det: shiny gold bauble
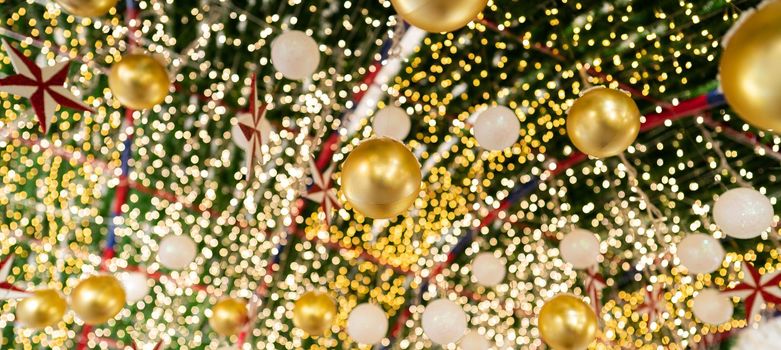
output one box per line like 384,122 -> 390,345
720,0 -> 781,131
15,289 -> 67,329
566,87 -> 641,158
292,291 -> 337,336
54,0 -> 117,17
390,0 -> 488,33
538,294 -> 598,350
208,298 -> 248,337
341,137 -> 422,219
109,54 -> 170,110
70,275 -> 126,325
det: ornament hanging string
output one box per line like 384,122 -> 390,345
577,62 -> 594,90
618,153 -> 669,250
696,122 -> 751,188
386,21 -> 407,106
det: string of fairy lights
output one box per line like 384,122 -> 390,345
1,0 -> 781,349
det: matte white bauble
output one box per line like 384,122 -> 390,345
232,112 -> 272,150
118,272 -> 149,304
560,228 -> 601,269
157,235 -> 197,270
422,299 -> 468,345
473,106 -> 520,151
471,252 -> 505,287
734,315 -> 781,350
692,288 -> 733,325
459,330 -> 491,350
372,106 -> 411,140
677,233 -> 725,274
346,303 -> 388,345
713,188 -> 774,239
271,30 -> 320,80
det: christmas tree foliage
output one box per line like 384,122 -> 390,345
0,0 -> 779,349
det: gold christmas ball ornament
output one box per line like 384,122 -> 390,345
538,294 -> 598,350
720,0 -> 781,131
54,0 -> 117,17
341,137 -> 422,219
109,53 -> 170,110
15,289 -> 67,329
390,0 -> 488,33
70,275 -> 126,325
292,291 -> 337,336
209,298 -> 248,336
566,87 -> 641,158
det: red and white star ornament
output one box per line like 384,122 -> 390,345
584,265 -> 607,316
0,39 -> 93,134
232,112 -> 271,151
238,73 -> 267,183
303,159 -> 340,226
637,285 -> 666,323
722,261 -> 781,325
0,253 -> 31,300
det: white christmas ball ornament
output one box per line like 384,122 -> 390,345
734,315 -> 781,350
271,30 -> 320,80
471,252 -> 505,287
473,106 -> 520,151
118,272 -> 150,304
713,188 -> 774,239
157,235 -> 197,270
677,233 -> 725,274
231,112 -> 272,150
422,299 -> 467,345
560,228 -> 601,269
692,288 -> 733,325
372,106 -> 411,140
459,330 -> 491,350
346,303 -> 388,344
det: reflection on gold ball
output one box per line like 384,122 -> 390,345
341,137 -> 421,219
390,0 -> 488,33
566,87 -> 640,158
54,0 -> 117,17
720,0 -> 781,131
109,54 -> 170,110
293,291 -> 337,337
538,294 -> 598,350
70,275 -> 126,325
209,298 -> 248,336
15,289 -> 67,329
